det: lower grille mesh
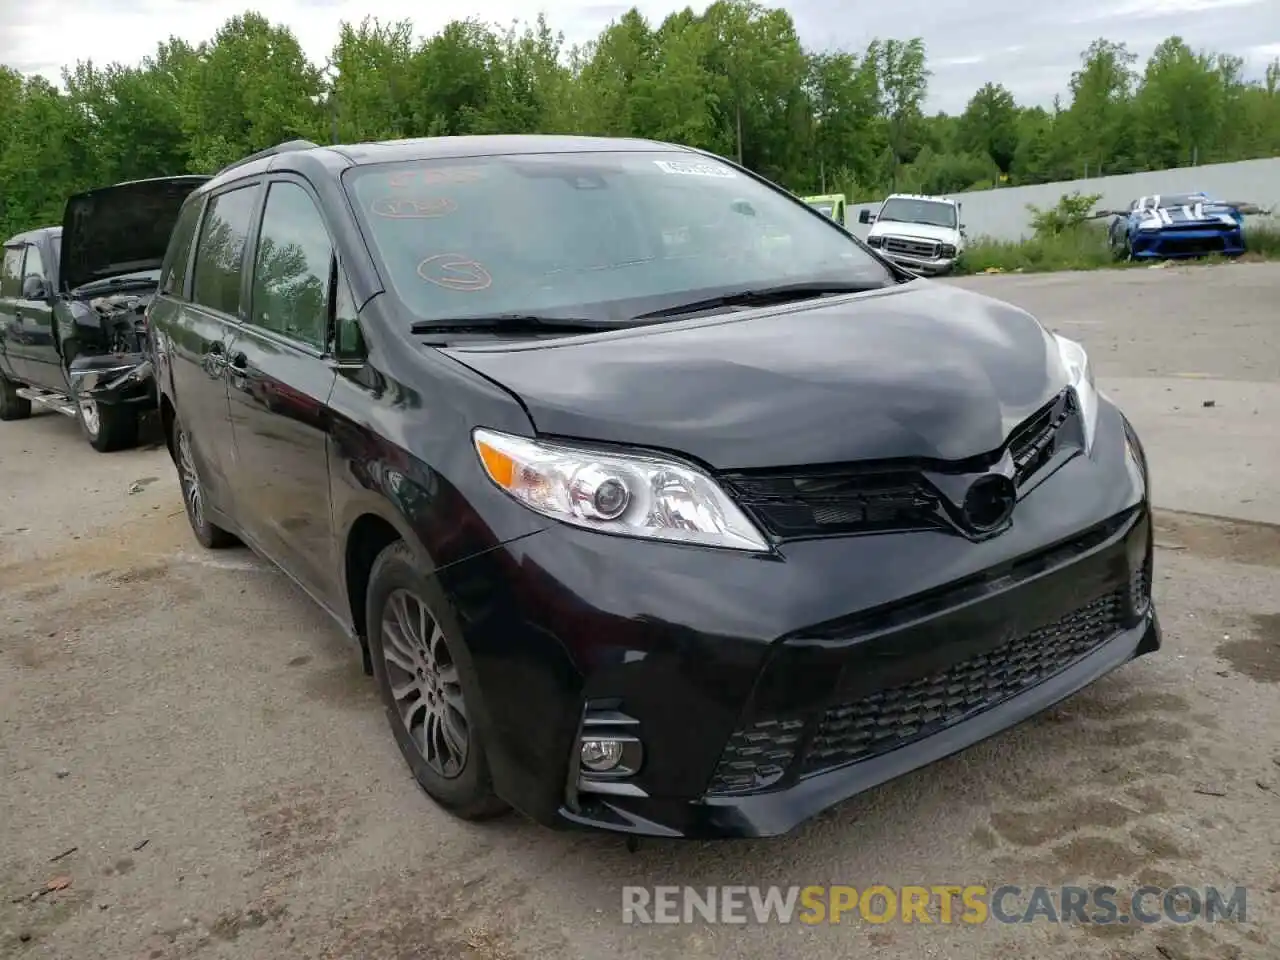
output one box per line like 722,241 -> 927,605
707,588 -> 1127,796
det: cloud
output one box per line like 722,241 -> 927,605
0,0 -> 1273,114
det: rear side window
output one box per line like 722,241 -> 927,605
1,247 -> 23,297
191,184 -> 260,317
160,197 -> 205,298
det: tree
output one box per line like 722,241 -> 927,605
959,82 -> 1019,177
0,14 -> 1275,242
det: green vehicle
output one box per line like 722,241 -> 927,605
802,193 -> 848,226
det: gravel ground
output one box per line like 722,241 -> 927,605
2,262 -> 1278,960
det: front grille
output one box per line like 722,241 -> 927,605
1009,389 -> 1076,485
706,588 -> 1126,795
1156,235 -> 1226,255
884,236 -> 940,258
801,589 -> 1124,774
720,470 -> 944,539
721,391 -> 1076,540
1130,556 -> 1152,614
706,718 -> 805,795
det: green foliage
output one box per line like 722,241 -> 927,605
959,226 -> 1115,274
1026,191 -> 1105,237
2,4 -> 1280,245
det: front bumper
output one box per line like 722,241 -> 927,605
67,352 -> 157,407
1131,227 -> 1244,258
435,400 -> 1157,839
879,251 -> 957,276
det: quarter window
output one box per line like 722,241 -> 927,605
161,197 -> 205,298
250,181 -> 332,348
192,184 -> 260,317
334,269 -> 364,358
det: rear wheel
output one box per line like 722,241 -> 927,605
0,374 -> 32,421
77,397 -> 139,452
174,415 -> 237,549
366,540 -> 508,821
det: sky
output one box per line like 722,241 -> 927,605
1,0 -> 1278,114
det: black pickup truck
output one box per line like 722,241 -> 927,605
0,175 -> 209,451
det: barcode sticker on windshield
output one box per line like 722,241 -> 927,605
653,159 -> 735,178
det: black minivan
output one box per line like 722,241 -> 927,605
147,135 -> 1159,839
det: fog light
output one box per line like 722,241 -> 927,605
580,738 -> 625,772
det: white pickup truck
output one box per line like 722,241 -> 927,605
858,193 -> 966,276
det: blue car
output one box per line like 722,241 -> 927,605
1105,193 -> 1252,261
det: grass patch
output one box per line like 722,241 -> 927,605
955,220 -> 1280,276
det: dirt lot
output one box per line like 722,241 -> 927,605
2,262 -> 1279,960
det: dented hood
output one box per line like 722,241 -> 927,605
441,281 -> 1072,471
60,176 -> 209,292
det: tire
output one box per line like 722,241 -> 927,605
0,373 -> 32,421
173,413 -> 237,549
77,397 -> 139,452
366,540 -> 508,821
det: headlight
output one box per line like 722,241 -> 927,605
472,428 -> 770,552
1053,334 -> 1100,453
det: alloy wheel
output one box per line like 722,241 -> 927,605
78,399 -> 100,437
381,588 -> 469,778
177,427 -> 204,529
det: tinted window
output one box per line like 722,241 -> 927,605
161,197 -> 205,298
344,151 -> 894,325
1,247 -> 22,298
192,185 -> 259,316
250,182 -> 332,347
23,245 -> 46,282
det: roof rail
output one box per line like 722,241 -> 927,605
216,139 -> 320,176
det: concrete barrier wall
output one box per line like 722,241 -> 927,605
840,156 -> 1280,243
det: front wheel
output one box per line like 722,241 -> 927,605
77,397 -> 139,452
174,416 -> 237,549
366,540 -> 508,821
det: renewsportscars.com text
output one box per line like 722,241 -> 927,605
621,885 -> 1247,925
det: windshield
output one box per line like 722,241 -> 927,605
344,151 -> 895,325
809,201 -> 835,218
876,198 -> 957,229
1153,194 -> 1207,209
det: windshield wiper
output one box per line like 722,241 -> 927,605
410,314 -> 625,336
631,280 -> 882,321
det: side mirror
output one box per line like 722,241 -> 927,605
858,209 -> 873,225
960,223 -> 967,231
22,275 -> 49,301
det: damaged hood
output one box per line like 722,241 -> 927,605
60,176 -> 209,292
441,281 -> 1071,470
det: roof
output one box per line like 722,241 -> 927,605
201,134 -> 700,193
335,134 -> 686,164
3,226 -> 61,246
884,193 -> 958,205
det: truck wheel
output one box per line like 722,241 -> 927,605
174,416 -> 237,549
0,374 -> 32,421
78,398 -> 139,452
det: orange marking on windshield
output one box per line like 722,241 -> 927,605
370,196 -> 458,219
417,254 -> 492,292
386,168 -> 485,188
